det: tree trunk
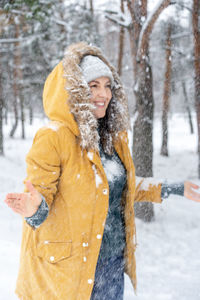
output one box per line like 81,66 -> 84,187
10,23 -> 20,138
133,57 -> 155,222
118,0 -> 125,76
29,104 -> 33,125
4,104 -> 8,125
89,0 -> 93,15
0,54 -> 3,156
20,93 -> 25,139
130,0 -> 155,222
182,81 -> 194,134
126,0 -> 172,221
161,24 -> 172,157
0,99 -> 3,156
192,0 -> 200,177
10,21 -> 25,139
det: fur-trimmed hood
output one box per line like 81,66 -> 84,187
43,42 -> 130,154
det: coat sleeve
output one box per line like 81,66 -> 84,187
161,182 -> 184,198
25,195 -> 49,228
134,176 -> 162,203
24,127 -> 61,209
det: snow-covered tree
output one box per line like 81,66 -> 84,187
0,0 -> 101,147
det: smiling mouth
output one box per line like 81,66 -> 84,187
94,102 -> 105,108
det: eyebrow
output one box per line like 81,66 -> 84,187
90,80 -> 111,84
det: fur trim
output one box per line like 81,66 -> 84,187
62,42 -> 130,154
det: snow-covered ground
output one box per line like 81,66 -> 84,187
0,113 -> 200,300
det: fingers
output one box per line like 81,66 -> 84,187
190,191 -> 200,202
5,193 -> 21,200
7,204 -> 25,215
189,182 -> 199,190
5,197 -> 24,215
5,190 -> 40,217
5,193 -> 27,203
5,193 -> 29,213
185,187 -> 200,202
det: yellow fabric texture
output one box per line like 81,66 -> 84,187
15,61 -> 162,300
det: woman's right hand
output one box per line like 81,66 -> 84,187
4,181 -> 42,217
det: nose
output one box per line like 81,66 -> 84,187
98,87 -> 108,98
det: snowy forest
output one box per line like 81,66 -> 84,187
0,0 -> 200,299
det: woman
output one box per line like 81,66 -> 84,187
5,42 -> 200,300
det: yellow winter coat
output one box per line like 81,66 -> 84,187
15,42 -> 162,300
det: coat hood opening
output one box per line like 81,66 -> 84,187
43,41 -> 130,154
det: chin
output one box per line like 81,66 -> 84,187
95,111 -> 106,119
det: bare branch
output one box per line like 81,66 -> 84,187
105,16 -> 130,28
136,0 -> 176,61
176,2 -> 192,13
52,18 -> 69,28
171,31 -> 192,40
104,9 -> 119,15
105,10 -> 131,28
125,0 -> 136,26
0,33 -> 44,44
171,46 -> 189,58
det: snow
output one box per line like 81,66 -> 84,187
87,151 -> 94,160
0,113 -> 200,299
92,164 -> 103,188
101,155 -> 124,183
136,176 -> 161,191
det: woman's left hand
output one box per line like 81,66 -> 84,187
184,181 -> 200,202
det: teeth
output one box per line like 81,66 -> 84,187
95,103 -> 104,107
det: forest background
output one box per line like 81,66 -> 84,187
0,0 -> 200,298
0,0 -> 199,220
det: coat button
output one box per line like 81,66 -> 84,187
50,256 -> 55,262
103,189 -> 108,195
82,242 -> 88,247
96,234 -> 102,239
88,279 -> 93,284
83,256 -> 87,262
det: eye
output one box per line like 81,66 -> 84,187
89,84 -> 97,88
106,84 -> 111,89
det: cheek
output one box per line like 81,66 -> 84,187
107,92 -> 112,103
90,90 -> 97,101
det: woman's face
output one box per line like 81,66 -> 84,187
89,77 -> 112,119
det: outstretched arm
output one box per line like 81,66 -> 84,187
135,177 -> 200,203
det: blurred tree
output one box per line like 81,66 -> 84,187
127,0 -> 174,222
161,23 -> 172,157
0,0 -> 101,147
192,0 -> 200,177
10,21 -> 22,138
118,0 -> 125,76
182,81 -> 194,134
0,53 -> 3,156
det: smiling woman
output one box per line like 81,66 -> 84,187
4,42 -> 200,300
